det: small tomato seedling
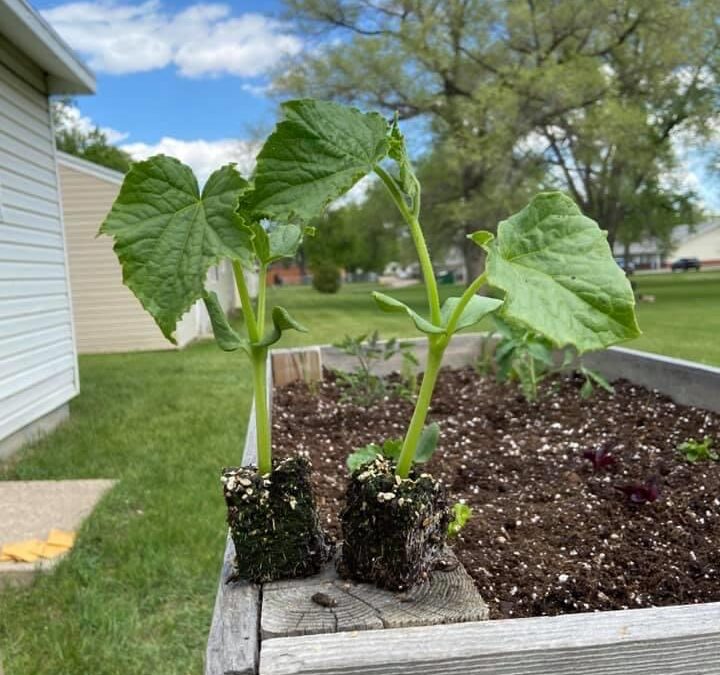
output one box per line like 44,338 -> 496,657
677,436 -> 718,463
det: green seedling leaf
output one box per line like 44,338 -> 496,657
414,422 -> 440,463
374,292 -> 502,337
347,444 -> 381,472
468,230 -> 494,247
584,367 -> 615,394
268,223 -> 303,262
203,291 -> 249,353
346,438 -> 402,472
475,192 -> 641,353
677,436 -> 718,463
492,315 -> 516,340
526,340 -> 554,366
100,156 -> 251,342
372,292 -> 444,334
381,438 -> 403,460
242,221 -> 303,265
388,114 -> 418,204
580,378 -> 594,399
239,99 -> 390,222
447,502 -> 473,538
256,306 -> 308,348
440,295 -> 504,334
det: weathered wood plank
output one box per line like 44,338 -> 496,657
260,601 -> 720,675
262,548 -> 488,640
584,346 -> 720,413
205,536 -> 261,675
271,347 -> 323,387
205,373 -> 267,675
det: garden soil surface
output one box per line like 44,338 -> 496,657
272,367 -> 720,619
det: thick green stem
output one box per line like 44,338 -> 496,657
251,347 -> 271,475
395,342 -> 444,478
257,263 -> 268,331
374,165 -> 441,325
233,260 -> 272,474
232,260 -> 259,343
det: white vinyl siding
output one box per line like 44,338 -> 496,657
0,35 -> 78,443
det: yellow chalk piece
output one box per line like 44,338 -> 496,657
0,553 -> 14,562
40,543 -> 70,559
47,529 -> 76,549
1,540 -> 45,563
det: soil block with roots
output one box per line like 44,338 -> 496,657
339,455 -> 450,591
222,455 -> 334,583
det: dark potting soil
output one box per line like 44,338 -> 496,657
272,367 -> 720,619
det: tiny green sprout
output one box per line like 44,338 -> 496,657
677,436 -> 718,463
347,424 -> 439,473
447,503 -> 473,538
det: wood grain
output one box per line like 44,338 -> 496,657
271,347 -> 323,388
261,548 -> 488,640
205,536 -> 260,675
260,601 -> 720,675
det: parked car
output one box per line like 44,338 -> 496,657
671,257 -> 702,272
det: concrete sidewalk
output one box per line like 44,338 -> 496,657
0,479 -> 115,587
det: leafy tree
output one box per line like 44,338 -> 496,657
277,0 -> 718,263
277,1 -> 640,277
530,0 -> 718,247
52,98 -> 132,173
304,181 -> 402,273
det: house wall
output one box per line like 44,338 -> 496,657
59,157 -> 240,353
58,160 -> 179,353
0,34 -> 79,446
672,226 -> 720,265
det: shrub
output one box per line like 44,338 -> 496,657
312,264 -> 341,293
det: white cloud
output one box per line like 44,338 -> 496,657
42,1 -> 302,78
667,123 -> 720,212
54,102 -> 129,143
241,82 -> 271,98
121,137 -> 259,184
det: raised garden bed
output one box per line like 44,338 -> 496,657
207,335 -> 720,675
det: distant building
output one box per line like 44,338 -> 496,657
671,221 -> 720,266
612,220 -> 720,269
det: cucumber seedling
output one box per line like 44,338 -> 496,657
238,98 -> 640,588
100,157 -> 333,581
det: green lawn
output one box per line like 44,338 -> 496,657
0,271 -> 718,674
629,271 -> 720,366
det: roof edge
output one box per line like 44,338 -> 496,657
0,0 -> 95,94
57,151 -> 125,184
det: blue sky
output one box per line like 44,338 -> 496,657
34,0 -> 719,210
36,0 -> 298,179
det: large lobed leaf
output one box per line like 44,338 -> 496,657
100,156 -> 251,342
476,192 -> 640,353
239,99 -> 390,222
